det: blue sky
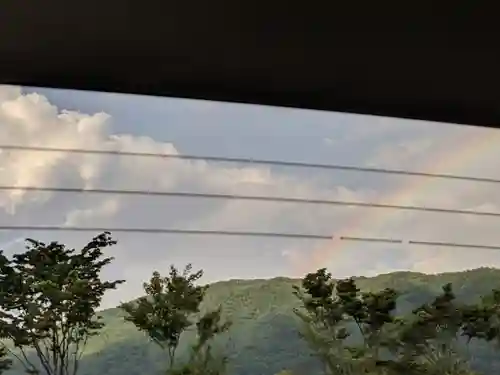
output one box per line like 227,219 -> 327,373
2,85 -> 500,308
30,86 -> 445,165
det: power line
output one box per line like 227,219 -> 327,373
340,236 -> 402,244
0,226 -> 333,240
2,145 -> 500,184
1,225 -> 500,250
408,240 -> 500,251
2,146 -> 499,250
1,185 -> 500,218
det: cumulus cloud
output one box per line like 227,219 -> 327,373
0,86 -> 370,306
1,85 -> 500,307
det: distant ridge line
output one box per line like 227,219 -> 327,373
209,267 -> 500,284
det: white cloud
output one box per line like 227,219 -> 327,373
64,198 -> 121,227
0,85 -> 371,305
2,85 -> 500,307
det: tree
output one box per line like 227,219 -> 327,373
293,269 -> 481,375
169,306 -> 231,375
121,264 -> 231,374
292,269 -> 356,375
395,283 -> 477,375
0,346 -> 12,374
461,288 -> 500,347
0,232 -> 125,375
333,277 -> 400,374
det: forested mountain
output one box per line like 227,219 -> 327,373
6,267 -> 500,375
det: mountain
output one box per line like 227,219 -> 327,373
6,267 -> 500,375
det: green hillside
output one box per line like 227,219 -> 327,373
6,267 -> 500,375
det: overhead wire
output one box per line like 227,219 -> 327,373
2,144 -> 500,184
0,185 -> 499,218
0,225 -> 499,250
1,144 -> 500,251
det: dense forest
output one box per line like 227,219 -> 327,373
1,233 -> 500,374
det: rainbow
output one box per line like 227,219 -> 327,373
292,125 -> 500,275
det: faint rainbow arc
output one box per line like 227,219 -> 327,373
294,129 -> 500,274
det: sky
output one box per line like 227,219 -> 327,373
1,84 -> 500,309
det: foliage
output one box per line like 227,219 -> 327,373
168,306 -> 232,375
0,232 -> 124,375
0,346 -> 12,374
462,288 -> 500,346
292,269 -> 353,374
293,268 -> 401,374
4,255 -> 500,375
55,268 -> 500,375
392,283 -> 474,374
120,264 -> 231,374
293,269 -> 500,375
